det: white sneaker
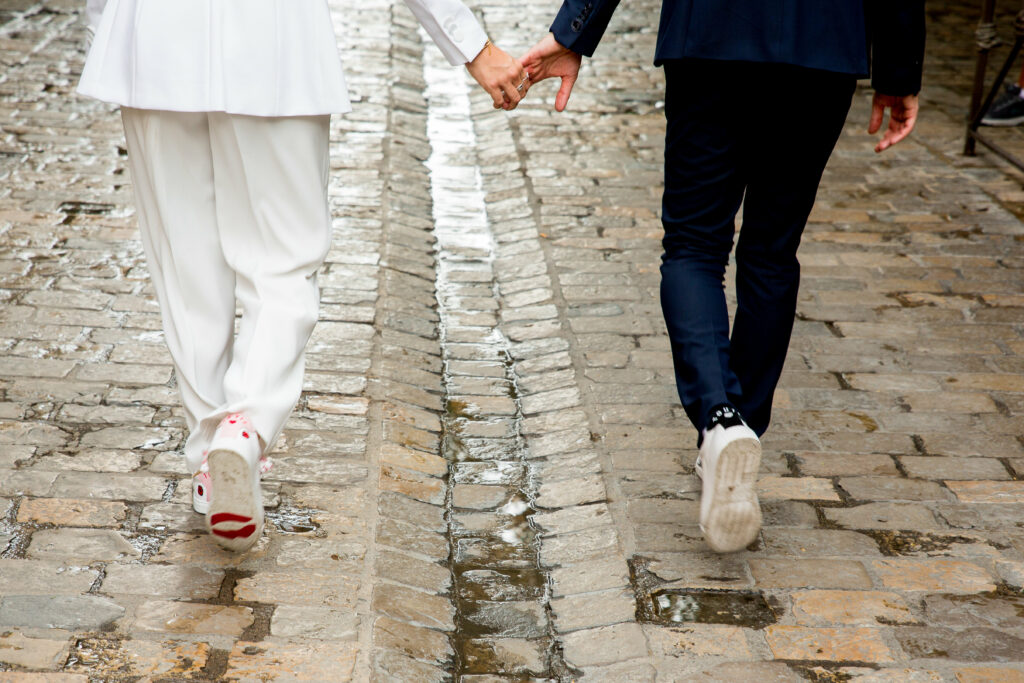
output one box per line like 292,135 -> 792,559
192,449 -> 272,515
205,413 -> 264,552
192,452 -> 211,514
697,409 -> 762,553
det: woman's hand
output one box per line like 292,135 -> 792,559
466,40 -> 531,110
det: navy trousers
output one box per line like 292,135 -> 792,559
660,59 -> 855,438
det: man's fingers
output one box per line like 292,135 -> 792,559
871,94 -> 919,153
554,73 -> 577,112
520,61 -> 548,84
886,115 -> 915,148
889,122 -> 913,147
876,124 -> 899,153
867,100 -> 885,135
875,107 -> 918,152
519,54 -> 540,74
876,125 -> 903,153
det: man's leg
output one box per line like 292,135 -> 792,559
660,60 -> 747,437
731,65 -> 856,435
661,60 -> 764,553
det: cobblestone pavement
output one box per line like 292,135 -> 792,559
2,0 -> 1024,681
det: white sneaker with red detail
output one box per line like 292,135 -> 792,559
696,407 -> 762,553
192,449 -> 272,515
192,454 -> 211,514
204,413 -> 264,552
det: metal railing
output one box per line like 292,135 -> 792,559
965,0 -> 1024,172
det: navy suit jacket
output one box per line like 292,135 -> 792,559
550,0 -> 925,96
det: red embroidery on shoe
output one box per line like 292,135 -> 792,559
210,512 -> 252,525
197,485 -> 204,497
229,419 -> 236,424
242,431 -> 249,439
212,524 -> 256,539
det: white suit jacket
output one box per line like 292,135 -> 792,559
77,0 -> 487,116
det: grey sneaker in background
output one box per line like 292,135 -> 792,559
981,84 -> 1024,126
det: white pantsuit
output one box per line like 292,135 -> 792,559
121,109 -> 331,472
79,0 -> 489,471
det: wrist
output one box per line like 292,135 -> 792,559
468,38 -> 493,66
548,32 -> 575,55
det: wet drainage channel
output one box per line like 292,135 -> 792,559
632,558 -> 780,630
422,40 -> 567,680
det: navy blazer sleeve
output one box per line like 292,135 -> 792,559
867,0 -> 926,96
550,0 -> 621,57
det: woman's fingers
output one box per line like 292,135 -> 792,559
467,41 -> 533,111
502,67 -> 530,110
505,82 -> 523,107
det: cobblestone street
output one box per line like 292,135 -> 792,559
3,0 -> 1024,680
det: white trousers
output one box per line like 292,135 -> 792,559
121,108 -> 332,473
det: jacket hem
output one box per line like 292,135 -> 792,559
76,84 -> 353,117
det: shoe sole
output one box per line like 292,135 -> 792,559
192,495 -> 210,515
981,115 -> 1024,127
701,436 -> 762,553
192,477 -> 210,514
205,448 -> 263,552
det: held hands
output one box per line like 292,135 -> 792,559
465,33 -> 582,112
519,33 -> 582,112
466,40 -> 532,110
869,93 -> 919,153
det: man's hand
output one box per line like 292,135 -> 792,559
519,33 -> 582,112
868,93 -> 919,153
466,41 -> 532,111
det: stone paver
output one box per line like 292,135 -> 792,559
2,0 -> 1024,680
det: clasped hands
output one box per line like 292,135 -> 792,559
464,33 -> 577,111
469,33 -> 917,153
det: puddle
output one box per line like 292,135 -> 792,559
646,589 -> 778,629
632,557 -> 778,630
65,637 -> 130,676
462,601 -> 548,638
453,462 -> 526,486
458,569 -> 547,603
126,532 -> 165,563
0,499 -> 30,559
862,529 -> 981,556
457,438 -> 522,462
446,398 -> 478,419
266,505 -> 321,535
58,201 -> 114,216
791,665 -> 857,682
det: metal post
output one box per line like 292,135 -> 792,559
966,0 -> 999,155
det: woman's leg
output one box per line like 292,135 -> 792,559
120,108 -> 237,473
204,112 -> 333,453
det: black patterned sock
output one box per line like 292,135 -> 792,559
706,403 -> 745,431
